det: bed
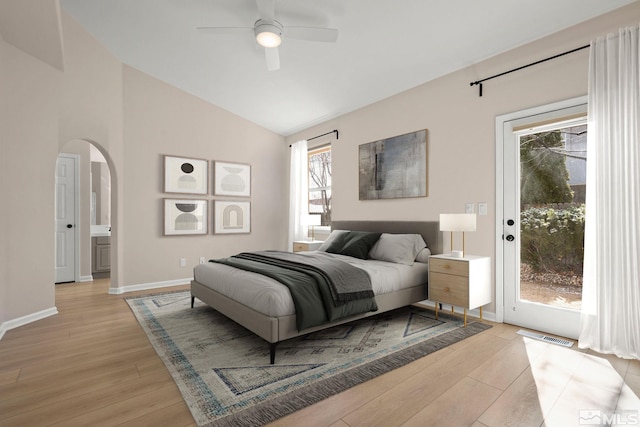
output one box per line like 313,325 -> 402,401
190,220 -> 442,364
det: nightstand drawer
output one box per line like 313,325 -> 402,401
429,272 -> 469,307
429,258 -> 469,277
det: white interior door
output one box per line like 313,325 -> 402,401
499,98 -> 587,340
55,154 -> 77,283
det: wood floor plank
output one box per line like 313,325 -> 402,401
116,400 -> 195,427
1,370 -> 175,426
48,383 -> 185,427
341,333 -> 510,426
468,335 -> 548,390
477,368 -> 546,427
402,376 -> 502,427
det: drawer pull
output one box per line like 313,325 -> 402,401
443,264 -> 450,269
444,287 -> 450,292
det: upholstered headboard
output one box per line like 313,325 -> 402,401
331,220 -> 442,255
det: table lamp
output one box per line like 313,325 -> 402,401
307,214 -> 322,240
439,213 -> 477,257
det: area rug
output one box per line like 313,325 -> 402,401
126,291 -> 491,426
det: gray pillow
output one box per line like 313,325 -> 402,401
324,231 -> 382,259
317,230 -> 348,252
369,233 -> 427,265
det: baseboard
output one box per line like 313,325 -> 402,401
109,277 -> 193,295
79,275 -> 93,282
0,306 -> 58,341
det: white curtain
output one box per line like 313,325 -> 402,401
288,140 -> 309,250
579,24 -> 640,359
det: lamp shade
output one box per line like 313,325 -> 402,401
439,213 -> 477,232
308,214 -> 322,226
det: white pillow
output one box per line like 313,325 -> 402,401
368,233 -> 427,265
317,230 -> 348,252
415,247 -> 432,263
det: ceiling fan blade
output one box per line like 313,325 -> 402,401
196,26 -> 252,34
285,26 -> 338,43
265,46 -> 280,71
256,0 -> 276,22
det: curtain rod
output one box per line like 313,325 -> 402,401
469,44 -> 590,97
289,129 -> 339,147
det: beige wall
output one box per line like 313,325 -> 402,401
121,66 -> 287,286
0,38 -> 61,324
287,3 -> 640,316
0,8 -> 286,329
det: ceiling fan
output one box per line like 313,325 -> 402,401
197,0 -> 338,71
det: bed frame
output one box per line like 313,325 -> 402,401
190,220 -> 442,364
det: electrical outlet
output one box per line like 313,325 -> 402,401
465,203 -> 475,214
179,258 -> 187,267
199,257 -> 206,264
478,202 -> 488,216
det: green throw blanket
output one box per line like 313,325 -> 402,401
210,251 -> 378,331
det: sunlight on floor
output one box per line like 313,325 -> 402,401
525,337 -> 640,426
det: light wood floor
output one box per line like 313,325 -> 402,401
1,279 -> 639,426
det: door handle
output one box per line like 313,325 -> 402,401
66,224 -> 73,229
506,234 -> 515,242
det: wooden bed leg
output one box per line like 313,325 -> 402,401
191,296 -> 195,308
270,343 -> 277,365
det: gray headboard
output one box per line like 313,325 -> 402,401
331,220 -> 442,255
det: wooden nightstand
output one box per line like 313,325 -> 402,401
293,240 -> 323,252
428,254 -> 491,326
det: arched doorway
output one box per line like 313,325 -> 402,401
55,139 -> 115,288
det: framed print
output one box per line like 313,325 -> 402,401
213,161 -> 251,197
164,199 -> 208,235
214,200 -> 251,234
359,129 -> 428,200
164,155 -> 208,195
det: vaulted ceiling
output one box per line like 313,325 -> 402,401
59,0 -> 637,135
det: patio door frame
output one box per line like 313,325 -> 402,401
495,96 -> 586,339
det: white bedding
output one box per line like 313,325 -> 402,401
192,250 -> 430,317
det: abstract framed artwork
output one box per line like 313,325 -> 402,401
164,199 -> 208,235
214,200 -> 251,234
213,161 -> 251,197
164,155 -> 208,195
359,129 -> 428,200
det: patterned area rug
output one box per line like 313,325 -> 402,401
126,291 -> 491,426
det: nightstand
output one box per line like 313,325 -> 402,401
293,240 -> 323,252
428,254 -> 491,326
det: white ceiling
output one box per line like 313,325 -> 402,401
59,0 -> 636,136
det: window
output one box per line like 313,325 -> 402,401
308,145 -> 331,226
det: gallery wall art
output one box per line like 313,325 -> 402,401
214,200 -> 251,234
359,129 -> 428,200
164,199 -> 208,235
214,161 -> 251,197
161,155 -> 253,236
164,155 -> 208,195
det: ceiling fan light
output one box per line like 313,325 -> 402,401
256,31 -> 281,47
254,21 -> 282,47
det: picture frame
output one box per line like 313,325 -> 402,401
164,199 -> 208,235
213,161 -> 251,197
214,200 -> 251,234
359,129 -> 428,200
164,155 -> 208,195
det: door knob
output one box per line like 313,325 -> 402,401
507,219 -> 515,226
506,234 -> 515,242
66,224 -> 73,229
